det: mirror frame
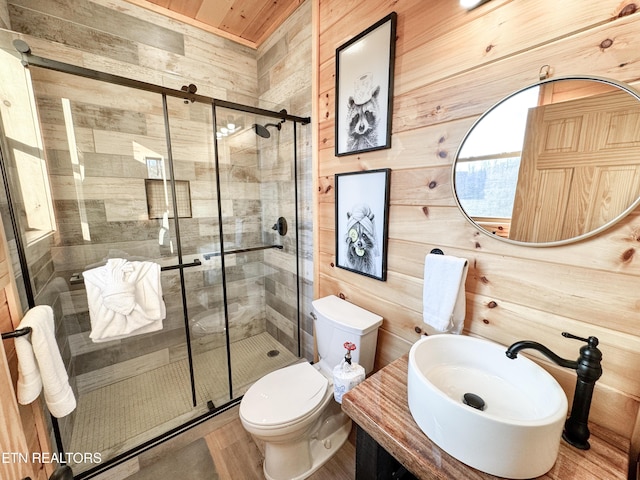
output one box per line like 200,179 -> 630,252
452,75 -> 640,247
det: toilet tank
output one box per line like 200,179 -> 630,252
312,295 -> 383,375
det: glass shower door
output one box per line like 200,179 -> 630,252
212,106 -> 300,401
23,67 -> 214,474
163,96 -> 230,410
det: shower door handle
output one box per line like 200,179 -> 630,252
160,259 -> 202,271
69,259 -> 203,284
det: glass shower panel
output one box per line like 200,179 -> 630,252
215,107 -> 300,400
26,67 -> 201,473
163,96 -> 230,409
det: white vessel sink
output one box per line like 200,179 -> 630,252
407,335 -> 568,479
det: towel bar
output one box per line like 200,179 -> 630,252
2,326 -> 32,340
159,258 -> 202,271
70,258 -> 204,284
202,244 -> 284,260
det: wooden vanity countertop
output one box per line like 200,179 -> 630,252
341,354 -> 629,480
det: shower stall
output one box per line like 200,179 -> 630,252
0,38 -> 309,477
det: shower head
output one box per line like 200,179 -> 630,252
253,120 -> 285,139
253,124 -> 271,138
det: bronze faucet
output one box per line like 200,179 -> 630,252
505,332 -> 603,450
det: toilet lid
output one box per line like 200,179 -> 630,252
240,362 -> 328,426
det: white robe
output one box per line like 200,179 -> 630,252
83,259 -> 166,343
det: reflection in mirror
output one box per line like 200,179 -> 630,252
453,77 -> 640,246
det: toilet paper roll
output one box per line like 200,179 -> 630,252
333,361 -> 365,404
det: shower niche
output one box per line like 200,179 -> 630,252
0,46 -> 309,477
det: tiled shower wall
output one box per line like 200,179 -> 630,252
257,0 -> 314,361
0,0 -> 8,30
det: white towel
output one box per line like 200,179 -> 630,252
15,305 -> 76,418
423,253 -> 469,334
83,259 -> 166,343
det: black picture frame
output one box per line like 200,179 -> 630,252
335,12 -> 397,156
335,169 -> 391,281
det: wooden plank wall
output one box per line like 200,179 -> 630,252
314,0 -> 640,452
0,214 -> 50,480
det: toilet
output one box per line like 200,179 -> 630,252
239,295 -> 383,480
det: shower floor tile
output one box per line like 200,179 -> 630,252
68,332 -> 298,473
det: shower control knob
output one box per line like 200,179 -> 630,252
272,217 -> 287,236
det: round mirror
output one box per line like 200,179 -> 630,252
452,76 -> 640,246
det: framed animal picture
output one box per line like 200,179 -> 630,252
335,12 -> 397,156
335,169 -> 391,281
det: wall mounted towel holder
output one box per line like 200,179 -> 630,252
1,326 -> 32,340
429,248 -> 468,266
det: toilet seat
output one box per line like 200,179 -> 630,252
240,362 -> 329,427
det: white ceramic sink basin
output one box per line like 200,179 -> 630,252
407,335 -> 568,479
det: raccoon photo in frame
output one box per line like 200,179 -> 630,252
335,169 -> 390,281
335,12 -> 397,156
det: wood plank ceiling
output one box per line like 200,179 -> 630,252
123,0 -> 304,48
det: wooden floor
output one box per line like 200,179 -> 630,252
93,404 -> 356,480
